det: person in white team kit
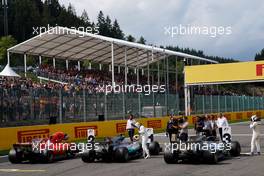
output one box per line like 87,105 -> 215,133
126,114 -> 136,142
217,113 -> 229,141
250,115 -> 261,155
135,122 -> 150,159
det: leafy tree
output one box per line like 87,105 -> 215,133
0,35 -> 17,64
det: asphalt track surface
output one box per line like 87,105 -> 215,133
0,121 -> 263,176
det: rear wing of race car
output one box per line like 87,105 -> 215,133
13,143 -> 33,152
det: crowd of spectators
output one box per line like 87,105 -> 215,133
1,64 -> 264,96
37,64 -> 149,86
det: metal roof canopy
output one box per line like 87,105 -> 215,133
7,26 -> 218,68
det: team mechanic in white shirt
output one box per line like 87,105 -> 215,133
250,115 -> 261,155
126,114 -> 136,142
217,113 -> 229,141
135,122 -> 150,159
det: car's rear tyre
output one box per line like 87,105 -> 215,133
149,141 -> 160,155
45,151 -> 54,163
66,150 -> 76,159
8,149 -> 22,164
29,156 -> 38,164
164,150 -> 178,164
114,147 -> 129,162
81,150 -> 96,163
203,151 -> 218,164
230,141 -> 241,157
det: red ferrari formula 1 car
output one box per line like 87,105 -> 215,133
8,132 -> 78,163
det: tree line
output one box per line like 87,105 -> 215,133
0,0 -> 263,65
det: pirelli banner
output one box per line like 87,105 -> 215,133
0,117 -> 167,150
0,110 -> 264,150
185,61 -> 264,85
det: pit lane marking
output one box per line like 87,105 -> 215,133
0,169 -> 46,172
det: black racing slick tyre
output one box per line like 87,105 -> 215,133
164,150 -> 178,164
149,141 -> 160,155
45,151 -> 54,163
114,147 -> 129,162
203,151 -> 218,164
8,149 -> 22,164
81,150 -> 96,163
230,141 -> 241,157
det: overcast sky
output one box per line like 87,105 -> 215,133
59,0 -> 264,61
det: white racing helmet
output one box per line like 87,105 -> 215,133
251,115 -> 257,122
134,122 -> 141,128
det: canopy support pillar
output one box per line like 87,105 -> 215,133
7,52 -> 10,65
78,61 -> 81,71
157,60 -> 160,86
66,60 -> 69,70
124,47 -> 128,86
147,52 -> 150,85
111,42 -> 115,87
24,54 -> 27,77
53,58 -> 56,69
137,50 -> 141,117
39,55 -> 42,65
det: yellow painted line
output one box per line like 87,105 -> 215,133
0,169 -> 46,172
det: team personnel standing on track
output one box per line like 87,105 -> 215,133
166,115 -> 179,143
217,113 -> 229,141
135,122 -> 150,159
250,115 -> 261,155
126,114 -> 136,142
179,116 -> 189,142
203,115 -> 212,137
210,115 -> 218,137
195,116 -> 204,135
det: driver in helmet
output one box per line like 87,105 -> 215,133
135,122 -> 150,159
50,132 -> 69,143
250,115 -> 261,155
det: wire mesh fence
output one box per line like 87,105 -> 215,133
1,87 -> 263,127
194,95 -> 264,114
0,87 -> 179,127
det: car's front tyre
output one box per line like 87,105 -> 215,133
114,147 -> 129,162
230,141 -> 241,157
164,149 -> 178,164
81,150 -> 96,163
149,141 -> 160,155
